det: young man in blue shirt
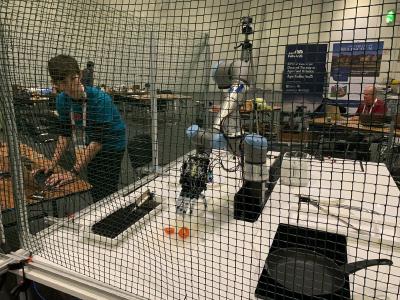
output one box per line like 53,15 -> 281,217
40,54 -> 126,203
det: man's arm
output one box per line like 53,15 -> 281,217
50,94 -> 72,169
36,136 -> 69,174
72,141 -> 102,173
45,141 -> 102,187
50,136 -> 69,168
32,135 -> 69,174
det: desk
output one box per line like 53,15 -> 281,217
14,96 -> 50,107
311,116 -> 400,137
114,92 -> 192,121
113,92 -> 191,106
21,152 -> 400,299
122,93 -> 192,102
29,96 -> 50,103
0,143 -> 91,211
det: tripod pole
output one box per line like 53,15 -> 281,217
241,36 -> 259,134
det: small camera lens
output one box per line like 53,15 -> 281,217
242,16 -> 252,24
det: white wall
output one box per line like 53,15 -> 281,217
0,0 -> 209,93
108,0 -> 325,91
1,0 -> 399,93
111,0 -> 400,93
324,2 -> 398,75
251,0 -> 324,91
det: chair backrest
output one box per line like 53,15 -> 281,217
127,134 -> 153,169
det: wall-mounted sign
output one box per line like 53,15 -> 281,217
331,41 -> 384,81
328,41 -> 384,110
283,43 -> 328,97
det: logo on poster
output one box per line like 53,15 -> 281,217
287,49 -> 303,58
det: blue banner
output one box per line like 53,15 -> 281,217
283,44 -> 328,97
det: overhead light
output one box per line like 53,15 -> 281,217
386,9 -> 396,25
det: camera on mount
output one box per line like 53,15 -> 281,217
241,16 -> 253,35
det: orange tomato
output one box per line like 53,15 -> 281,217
164,227 -> 175,235
178,227 -> 190,239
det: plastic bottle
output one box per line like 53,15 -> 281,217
164,198 -> 208,240
281,152 -> 311,187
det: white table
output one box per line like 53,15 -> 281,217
254,158 -> 400,300
25,153 -> 400,299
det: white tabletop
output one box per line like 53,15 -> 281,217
30,153 -> 400,300
263,158 -> 400,300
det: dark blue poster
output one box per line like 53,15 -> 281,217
283,43 -> 328,96
331,41 -> 384,81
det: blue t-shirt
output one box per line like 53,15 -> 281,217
56,86 -> 126,151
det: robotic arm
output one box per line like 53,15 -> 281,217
177,17 -> 270,222
212,59 -> 253,136
184,58 -> 254,153
176,59 -> 253,214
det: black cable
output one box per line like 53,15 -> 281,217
32,282 -> 47,300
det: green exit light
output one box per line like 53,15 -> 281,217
386,9 -> 396,25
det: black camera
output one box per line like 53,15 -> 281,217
241,16 -> 253,34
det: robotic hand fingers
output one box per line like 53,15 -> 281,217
176,154 -> 211,215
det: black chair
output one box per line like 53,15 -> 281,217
127,134 -> 153,177
347,132 -> 386,162
310,100 -> 348,159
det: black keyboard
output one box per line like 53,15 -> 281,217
91,197 -> 160,239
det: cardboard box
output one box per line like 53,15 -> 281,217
279,130 -> 312,143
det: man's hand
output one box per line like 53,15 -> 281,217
44,171 -> 75,188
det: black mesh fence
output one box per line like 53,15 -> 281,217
0,0 -> 400,299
